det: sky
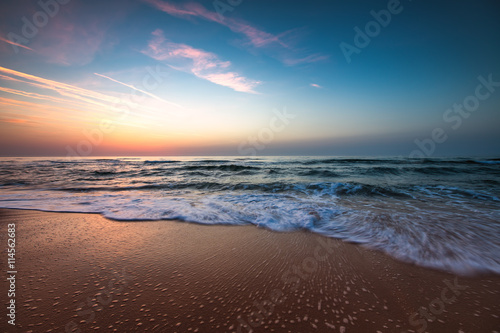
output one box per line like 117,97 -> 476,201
0,0 -> 499,157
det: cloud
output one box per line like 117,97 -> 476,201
283,54 -> 330,66
143,0 -> 328,66
0,66 -> 179,123
2,118 -> 29,124
0,66 -> 120,114
94,73 -> 184,109
310,83 -> 323,89
31,18 -> 107,66
16,0 -> 133,67
144,0 -> 284,48
0,96 -> 86,121
0,36 -> 34,52
0,85 -> 97,109
142,30 -> 261,93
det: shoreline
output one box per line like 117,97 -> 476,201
1,208 -> 499,332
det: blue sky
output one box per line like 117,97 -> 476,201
0,0 -> 499,156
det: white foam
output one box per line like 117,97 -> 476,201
1,188 -> 499,275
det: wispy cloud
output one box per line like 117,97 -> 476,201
143,0 -> 328,66
310,83 -> 323,89
0,66 -> 180,126
0,95 -> 102,130
0,96 -> 86,120
284,54 -> 330,66
0,85 -> 99,110
0,66 -> 121,115
94,72 -> 184,109
33,19 -> 107,66
142,29 -> 261,93
0,36 -> 34,52
143,0 -> 285,48
2,118 -> 29,124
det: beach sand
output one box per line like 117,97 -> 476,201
1,208 -> 499,332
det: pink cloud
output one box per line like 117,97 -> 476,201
142,30 -> 261,93
0,66 -> 170,120
144,0 -> 281,48
310,83 -> 323,89
0,66 -> 118,111
2,118 -> 29,124
16,0 -> 133,67
143,0 -> 199,18
0,36 -> 34,52
283,54 -> 330,66
144,0 -> 329,66
144,0 -> 292,49
30,18 -> 106,66
0,96 -> 91,124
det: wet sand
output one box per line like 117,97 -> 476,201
1,208 -> 499,332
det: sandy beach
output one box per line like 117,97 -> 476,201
1,208 -> 499,332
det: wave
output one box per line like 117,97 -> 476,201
0,188 -> 498,275
144,160 -> 180,164
297,169 -> 340,177
300,158 -> 402,165
3,177 -> 497,203
1,156 -> 500,276
92,170 -> 122,176
181,164 -> 261,172
192,159 -> 235,163
408,166 -> 466,175
474,160 -> 500,165
413,185 -> 499,201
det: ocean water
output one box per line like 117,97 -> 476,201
1,156 -> 499,275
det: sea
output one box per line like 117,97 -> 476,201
1,156 -> 499,275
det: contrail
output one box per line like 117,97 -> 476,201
0,36 -> 34,52
0,66 -> 178,120
94,72 -> 184,110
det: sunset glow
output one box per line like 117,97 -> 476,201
1,0 -> 499,156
